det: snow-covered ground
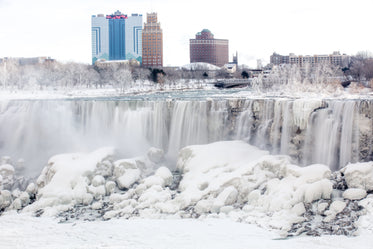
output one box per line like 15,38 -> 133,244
0,80 -> 371,101
0,212 -> 372,249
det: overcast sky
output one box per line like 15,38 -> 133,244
0,0 -> 372,67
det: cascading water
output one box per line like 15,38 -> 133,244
0,96 -> 371,176
234,98 -> 372,171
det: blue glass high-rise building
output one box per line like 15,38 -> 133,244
91,10 -> 142,64
91,14 -> 109,64
108,15 -> 126,60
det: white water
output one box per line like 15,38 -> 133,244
0,97 -> 371,175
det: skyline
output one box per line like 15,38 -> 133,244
0,0 -> 372,67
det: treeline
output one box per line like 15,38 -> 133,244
343,51 -> 373,85
0,60 -> 238,91
0,52 -> 372,91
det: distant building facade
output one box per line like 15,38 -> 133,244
270,51 -> 350,67
142,13 -> 163,67
189,29 -> 229,67
91,11 -> 142,64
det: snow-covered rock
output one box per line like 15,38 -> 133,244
25,183 -> 37,196
0,164 -> 14,178
0,164 -> 15,187
113,158 -> 145,189
342,162 -> 373,191
343,188 -> 367,200
92,175 -> 105,187
105,181 -> 116,195
0,190 -> 12,209
116,169 -> 141,190
324,200 -> 347,222
292,202 -> 306,216
24,147 -> 115,213
212,187 -> 238,213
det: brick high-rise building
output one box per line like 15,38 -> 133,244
189,29 -> 229,67
142,13 -> 163,67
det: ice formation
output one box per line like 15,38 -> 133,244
0,141 -> 372,237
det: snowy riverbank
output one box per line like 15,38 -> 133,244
0,213 -> 372,249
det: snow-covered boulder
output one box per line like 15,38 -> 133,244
317,202 -> 329,214
292,202 -> 306,216
0,164 -> 14,178
141,166 -> 173,189
87,184 -> 106,200
113,159 -> 144,189
0,164 -> 15,187
95,160 -> 113,177
343,188 -> 367,200
324,200 -> 347,222
212,186 -> 238,213
25,183 -> 37,196
342,162 -> 373,191
105,181 -> 116,195
0,190 -> 12,209
195,199 -> 213,214
92,175 -> 105,187
23,147 -> 115,213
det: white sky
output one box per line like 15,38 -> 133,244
0,0 -> 372,67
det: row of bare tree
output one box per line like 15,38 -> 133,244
0,52 -> 372,91
0,59 -> 236,91
344,51 -> 373,85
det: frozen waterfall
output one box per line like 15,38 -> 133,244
0,97 -> 371,175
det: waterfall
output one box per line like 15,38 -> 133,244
233,98 -> 372,170
0,97 -> 371,175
